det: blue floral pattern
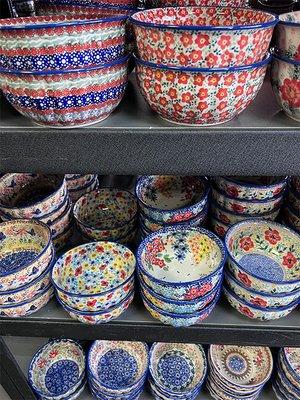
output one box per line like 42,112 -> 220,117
45,360 -> 79,395
157,351 -> 194,390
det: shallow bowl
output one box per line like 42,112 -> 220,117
149,377 -> 203,400
225,220 -> 300,294
283,205 -> 300,233
275,10 -> 300,60
276,357 -> 300,399
69,177 -> 99,202
206,378 -> 260,400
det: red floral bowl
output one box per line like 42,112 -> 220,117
135,55 -> 270,126
130,7 -> 277,68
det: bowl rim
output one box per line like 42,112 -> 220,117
277,356 -> 300,396
68,176 -> 98,193
0,219 -> 52,278
281,348 -> 300,383
213,176 -> 288,191
272,52 -> 300,66
224,219 -> 300,285
148,375 -> 204,398
211,199 -> 282,218
137,226 -> 227,287
0,283 -> 53,309
278,10 -> 300,27
130,6 -> 278,31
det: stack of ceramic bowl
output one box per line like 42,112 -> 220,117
271,10 -> 300,123
130,6 -> 276,126
51,242 -> 135,324
28,339 -> 86,400
283,176 -> 300,233
0,11 -> 129,128
223,220 -> 300,320
137,226 -> 226,326
149,342 -> 207,400
87,340 -> 148,400
273,347 -> 300,400
65,174 -> 99,203
207,344 -> 273,400
0,174 -> 72,250
0,219 -> 54,318
73,188 -> 138,245
211,176 -> 287,237
136,176 -> 210,239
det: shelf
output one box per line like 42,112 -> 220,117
1,74 -> 299,176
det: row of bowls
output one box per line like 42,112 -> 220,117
273,347 -> 300,400
283,176 -> 300,234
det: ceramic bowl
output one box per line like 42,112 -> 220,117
80,227 -> 138,247
276,359 -> 300,399
0,13 -> 127,71
224,284 -> 299,320
206,377 -> 260,400
291,176 -> 300,194
52,224 -> 73,251
0,284 -> 54,318
131,7 -> 276,68
224,271 -> 300,308
0,56 -> 129,128
271,53 -> 300,123
89,383 -> 144,400
149,377 -> 203,400
225,220 -> 300,294
137,226 -> 226,300
275,10 -> 300,60
210,215 -> 229,238
73,189 -> 138,241
51,241 -> 135,311
136,176 -> 209,224
49,202 -> 73,239
283,205 -> 300,233
0,174 -> 66,219
281,347 -> 300,386
278,354 -> 300,394
287,183 -> 300,215
57,290 -> 134,324
147,0 -> 249,7
65,174 -> 97,190
135,55 -> 270,126
0,219 -> 53,291
28,339 -> 85,400
69,177 -> 99,202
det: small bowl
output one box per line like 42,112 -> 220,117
69,177 -> 99,202
0,219 -> 53,291
283,205 -> 300,233
137,226 -> 226,300
131,7 -> 276,68
49,202 -> 73,239
275,10 -> 300,60
136,176 -> 209,224
73,189 -> 138,241
271,53 -> 300,122
51,241 -> 135,312
210,215 -> 229,238
28,339 -> 85,400
65,174 -> 97,191
225,220 -> 300,294
223,284 -> 299,320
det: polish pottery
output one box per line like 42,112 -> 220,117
68,176 -> 99,202
275,10 -> 300,60
273,348 -> 300,400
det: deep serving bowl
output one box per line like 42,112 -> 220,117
0,13 -> 127,71
225,220 -> 300,294
136,176 -> 209,223
0,56 -> 129,128
51,241 -> 135,311
135,55 -> 270,126
275,10 -> 300,60
271,53 -> 300,123
137,226 -> 226,300
28,339 -> 85,399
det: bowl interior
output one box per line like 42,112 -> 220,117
279,10 -> 300,24
139,228 -> 224,283
52,242 -> 135,295
226,221 -> 300,282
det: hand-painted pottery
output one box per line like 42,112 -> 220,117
130,7 -> 276,68
275,11 -> 300,60
69,177 -> 99,202
135,55 -> 270,126
80,227 -> 137,247
283,205 -> 300,233
41,195 -> 70,226
52,224 -> 73,251
224,271 -> 300,308
287,183 -> 300,215
276,359 -> 300,399
206,377 -> 260,400
0,56 -> 129,128
0,219 -> 53,291
212,185 -> 284,215
0,284 -> 53,318
147,0 -> 249,7
136,176 -> 209,224
57,290 -> 134,324
49,202 -> 73,239
282,347 -> 300,385
51,241 -> 135,311
28,339 -> 85,400
271,53 -> 300,122
0,174 -> 66,219
291,176 -> 300,195
223,284 -> 299,320
65,174 -> 97,190
89,383 -> 144,400
212,176 -> 287,201
272,379 -> 287,400
278,351 -> 300,391
149,377 -> 203,400
225,220 -> 300,294
137,226 -> 226,300
210,215 -> 229,238
0,13 -> 127,71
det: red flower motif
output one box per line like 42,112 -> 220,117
65,255 -> 72,265
174,102 -> 183,113
273,187 -> 282,196
194,74 -> 205,86
250,297 -> 268,307
154,83 -> 162,94
180,33 -> 193,46
198,88 -> 208,100
178,73 -> 189,84
231,203 -> 245,213
238,71 -> 248,84
152,258 -> 165,268
182,92 -> 193,102
195,34 -> 210,48
164,32 -> 175,46
38,359 -> 47,368
220,50 -> 234,65
165,47 -> 175,60
217,34 -> 231,49
224,73 -> 234,86
150,30 -> 161,42
234,86 -> 244,97
208,74 -> 220,86
283,252 -> 297,269
226,185 -> 239,198
239,305 -> 254,318
239,236 -> 254,251
75,266 -> 82,276
168,88 -> 177,99
184,282 -> 212,300
217,101 -> 227,111
246,86 -> 255,97
159,97 -> 167,107
216,88 -> 228,101
265,229 -> 281,245
96,245 -> 104,253
280,78 -> 300,108
101,280 -> 108,287
219,212 -> 230,224
215,225 -> 226,237
166,71 -> 176,83
229,237 -> 234,251
238,271 -> 252,287
190,50 -> 202,62
49,350 -> 58,358
87,299 -> 97,307
120,270 -> 126,279
237,34 -> 249,48
177,53 -> 189,65
197,101 -> 208,111
170,211 -> 193,222
206,53 -> 218,67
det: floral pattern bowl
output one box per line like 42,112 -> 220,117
51,241 -> 135,312
65,174 -> 97,191
28,339 -> 85,400
225,220 -> 300,294
275,10 -> 300,61
135,55 -> 270,126
137,226 -> 226,300
271,53 -> 300,123
69,177 -> 99,202
130,7 -> 276,68
136,176 -> 209,224
210,215 -> 230,238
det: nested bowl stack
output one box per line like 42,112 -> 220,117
65,174 -> 99,203
223,220 -> 300,320
210,176 -> 287,237
28,338 -> 86,400
283,177 -> 300,234
51,241 -> 135,324
273,347 -> 300,400
207,344 -> 273,400
87,340 -> 149,399
137,225 -> 226,327
0,219 -> 55,317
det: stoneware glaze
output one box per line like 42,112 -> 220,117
275,10 -> 300,60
